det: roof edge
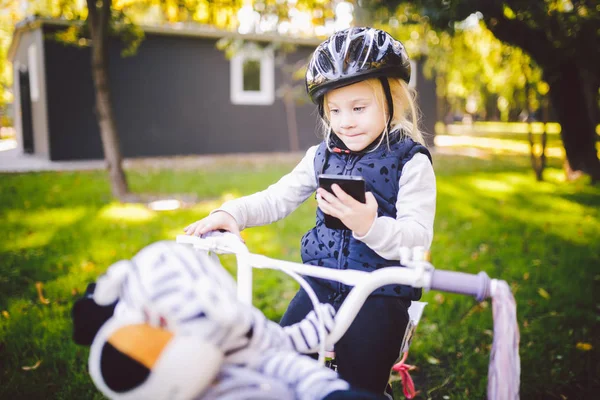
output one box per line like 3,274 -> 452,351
8,16 -> 322,62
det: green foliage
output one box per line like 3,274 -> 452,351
0,148 -> 598,399
372,4 -> 547,119
374,0 -> 600,110
0,1 -> 23,112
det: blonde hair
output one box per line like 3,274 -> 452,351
320,77 -> 426,150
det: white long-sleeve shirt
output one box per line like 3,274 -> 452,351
216,145 -> 436,261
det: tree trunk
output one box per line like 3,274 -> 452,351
546,64 -> 600,183
87,0 -> 129,200
283,90 -> 300,152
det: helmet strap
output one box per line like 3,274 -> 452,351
379,77 -> 394,132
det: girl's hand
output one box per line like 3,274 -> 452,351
316,184 -> 378,236
184,211 -> 241,238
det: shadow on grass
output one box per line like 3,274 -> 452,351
1,153 -> 598,399
411,165 -> 599,399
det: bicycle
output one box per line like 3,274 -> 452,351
177,232 -> 520,399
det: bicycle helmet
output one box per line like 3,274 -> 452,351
306,27 -> 411,108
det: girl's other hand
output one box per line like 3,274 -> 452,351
316,184 -> 378,237
184,211 -> 241,238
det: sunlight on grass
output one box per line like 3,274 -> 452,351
5,208 -> 87,250
222,192 -> 238,201
469,178 -> 516,194
189,199 -> 224,214
435,121 -> 563,135
246,226 -> 285,255
450,172 -> 598,246
99,203 -> 156,222
1,151 -> 598,399
5,207 -> 87,226
147,199 -> 181,211
543,168 -> 567,183
11,230 -> 55,250
435,135 -> 565,158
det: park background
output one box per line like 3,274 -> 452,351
0,1 -> 598,399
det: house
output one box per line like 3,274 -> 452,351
8,17 -> 437,161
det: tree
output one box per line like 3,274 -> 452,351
10,0 -> 350,198
19,0 -> 144,199
0,1 -> 24,127
11,0 -> 246,199
374,0 -> 600,182
86,0 -> 128,199
368,6 -> 547,122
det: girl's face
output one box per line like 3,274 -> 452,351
326,81 -> 387,152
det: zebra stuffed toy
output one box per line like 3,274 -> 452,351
72,240 -> 386,400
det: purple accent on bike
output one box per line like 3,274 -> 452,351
430,270 -> 491,302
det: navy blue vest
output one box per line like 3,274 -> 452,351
301,133 -> 431,299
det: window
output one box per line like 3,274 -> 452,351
230,45 -> 274,105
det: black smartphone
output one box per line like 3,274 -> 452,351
318,174 -> 366,230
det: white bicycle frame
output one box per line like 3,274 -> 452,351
176,233 -> 520,400
176,233 -> 498,348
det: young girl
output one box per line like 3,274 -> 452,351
184,27 -> 436,396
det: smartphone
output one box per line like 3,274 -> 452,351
318,174 -> 366,230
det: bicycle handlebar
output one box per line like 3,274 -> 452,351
176,233 -> 497,342
176,233 -> 518,400
430,269 -> 493,302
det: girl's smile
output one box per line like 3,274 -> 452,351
326,81 -> 387,152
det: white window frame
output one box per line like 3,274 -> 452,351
230,45 -> 274,105
408,59 -> 417,89
28,44 -> 40,102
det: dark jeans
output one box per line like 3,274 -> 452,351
280,281 -> 411,395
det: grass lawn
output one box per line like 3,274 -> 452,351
0,146 -> 598,399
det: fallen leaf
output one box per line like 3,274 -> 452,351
81,261 -> 96,272
434,293 -> 445,304
2,310 -> 9,319
523,272 -> 530,280
537,288 -> 550,300
427,356 -> 440,365
35,282 -> 50,305
576,342 -> 593,351
22,360 -> 42,371
71,288 -> 79,296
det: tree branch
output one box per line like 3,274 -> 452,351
484,15 -> 556,69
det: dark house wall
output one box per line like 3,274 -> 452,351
43,27 -> 321,161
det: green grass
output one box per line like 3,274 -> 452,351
1,150 -> 599,399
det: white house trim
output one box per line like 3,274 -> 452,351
230,45 -> 275,106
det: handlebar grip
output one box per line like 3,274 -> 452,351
430,270 -> 491,301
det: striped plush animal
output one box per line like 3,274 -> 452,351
72,241 -> 385,400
